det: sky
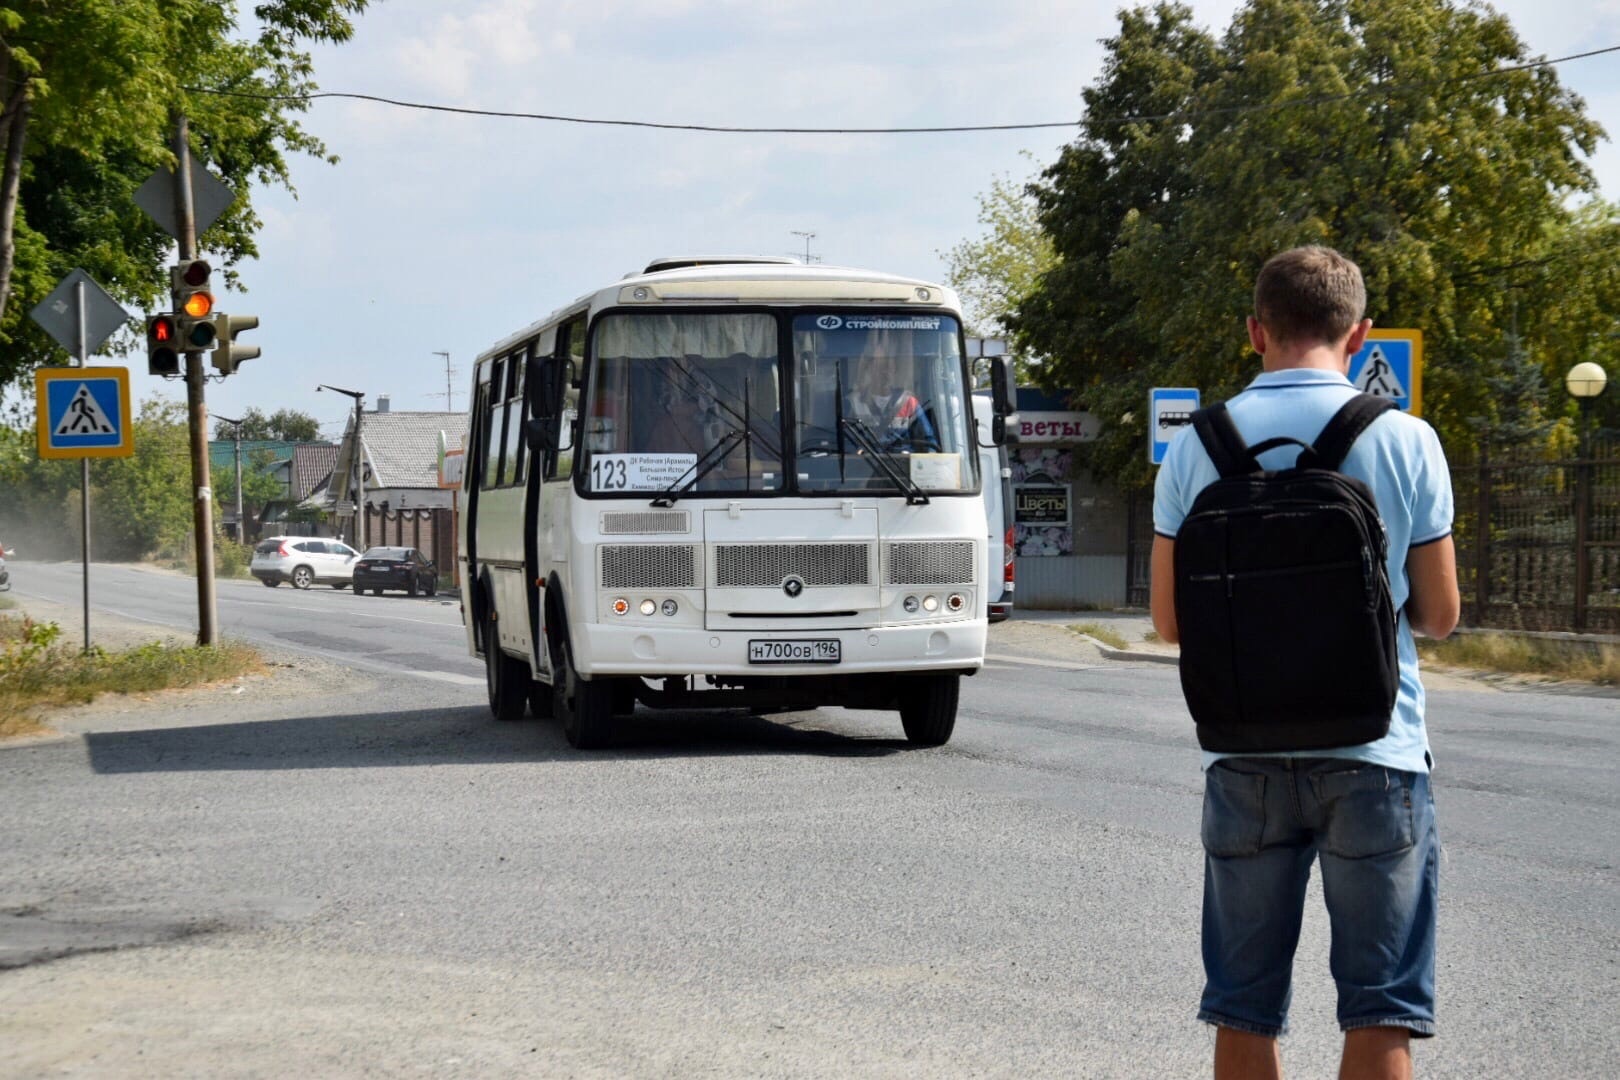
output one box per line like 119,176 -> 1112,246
138,0 -> 1620,442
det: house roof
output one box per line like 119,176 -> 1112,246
331,410 -> 469,499
290,444 -> 340,500
207,439 -> 296,475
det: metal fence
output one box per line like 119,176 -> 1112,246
1453,435 -> 1619,634
1123,435 -> 1619,634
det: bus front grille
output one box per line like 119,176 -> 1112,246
886,541 -> 976,585
713,543 -> 871,588
600,544 -> 698,589
601,510 -> 691,535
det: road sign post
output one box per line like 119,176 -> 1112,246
29,268 -> 132,651
1150,387 -> 1202,465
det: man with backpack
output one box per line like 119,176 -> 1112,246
1150,246 -> 1460,1080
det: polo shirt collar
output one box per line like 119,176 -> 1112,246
1245,368 -> 1353,391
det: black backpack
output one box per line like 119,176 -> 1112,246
1174,393 -> 1399,753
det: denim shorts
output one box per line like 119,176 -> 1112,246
1198,757 -> 1439,1038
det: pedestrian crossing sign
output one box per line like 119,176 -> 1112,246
35,366 -> 133,459
1348,329 -> 1422,416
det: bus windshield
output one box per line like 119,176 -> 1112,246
792,312 -> 974,494
584,313 -> 784,495
579,310 -> 974,497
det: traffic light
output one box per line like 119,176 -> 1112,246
146,314 -> 180,376
172,258 -> 216,351
209,313 -> 260,375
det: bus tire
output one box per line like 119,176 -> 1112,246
484,609 -> 531,723
556,631 -> 613,749
899,673 -> 959,747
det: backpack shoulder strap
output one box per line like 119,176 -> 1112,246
1191,403 -> 1257,478
1305,393 -> 1397,471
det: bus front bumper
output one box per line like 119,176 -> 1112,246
575,619 -> 987,678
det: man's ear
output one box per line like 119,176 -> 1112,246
1247,315 -> 1267,356
1345,318 -> 1373,358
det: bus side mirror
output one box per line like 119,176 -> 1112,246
990,357 -> 1015,415
524,416 -> 557,453
990,358 -> 1018,445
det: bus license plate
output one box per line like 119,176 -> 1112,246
747,639 -> 841,665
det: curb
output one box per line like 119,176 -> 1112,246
1086,639 -> 1180,666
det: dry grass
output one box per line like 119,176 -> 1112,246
0,615 -> 264,737
1070,622 -> 1131,650
1419,632 -> 1620,686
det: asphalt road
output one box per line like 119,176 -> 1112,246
2,560 -> 1617,1078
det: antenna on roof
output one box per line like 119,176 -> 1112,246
789,230 -> 821,264
431,351 -> 456,411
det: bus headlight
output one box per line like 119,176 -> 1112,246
947,593 -> 966,612
662,599 -> 678,616
903,595 -> 920,614
922,594 -> 940,612
612,598 -> 629,616
639,599 -> 657,616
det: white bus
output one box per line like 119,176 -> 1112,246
460,256 -> 1016,749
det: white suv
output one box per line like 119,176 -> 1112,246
250,536 -> 360,589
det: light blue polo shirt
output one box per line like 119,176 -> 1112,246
1153,368 -> 1454,774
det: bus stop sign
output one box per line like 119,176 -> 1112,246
35,367 -> 133,460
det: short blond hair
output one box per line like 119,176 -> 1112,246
1253,246 -> 1366,345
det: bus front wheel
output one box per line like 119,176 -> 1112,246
484,610 -> 532,723
898,674 -> 959,747
555,633 -> 614,749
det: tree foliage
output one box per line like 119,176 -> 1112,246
0,0 -> 371,387
221,405 -> 320,442
1010,0 -> 1614,485
0,398 -> 202,560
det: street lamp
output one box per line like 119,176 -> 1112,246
1565,362 -> 1607,633
214,414 -> 244,543
318,384 -> 366,550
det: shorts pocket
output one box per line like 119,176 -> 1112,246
1201,764 -> 1267,857
1313,765 -> 1415,860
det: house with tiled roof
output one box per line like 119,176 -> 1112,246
209,439 -> 340,541
314,399 -> 469,561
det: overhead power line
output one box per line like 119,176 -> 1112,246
182,44 -> 1620,135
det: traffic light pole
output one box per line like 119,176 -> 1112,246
174,115 -> 218,646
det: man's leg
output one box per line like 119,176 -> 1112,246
1312,765 -> 1439,1070
1198,761 -> 1313,1072
1340,1026 -> 1411,1080
1215,1027 -> 1282,1080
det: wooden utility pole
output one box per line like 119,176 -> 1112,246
174,115 -> 218,645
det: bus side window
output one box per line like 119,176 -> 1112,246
507,346 -> 528,487
485,356 -> 506,489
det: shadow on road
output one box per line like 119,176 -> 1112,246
82,706 -> 911,773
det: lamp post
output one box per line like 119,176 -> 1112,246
215,415 -> 244,543
1566,362 -> 1608,633
318,384 -> 366,550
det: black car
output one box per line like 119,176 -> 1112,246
352,546 -> 438,597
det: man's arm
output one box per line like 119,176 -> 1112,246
1150,535 -> 1179,644
1405,536 -> 1459,639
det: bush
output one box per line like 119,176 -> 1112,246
215,539 -> 252,578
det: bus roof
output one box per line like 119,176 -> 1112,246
477,260 -> 961,363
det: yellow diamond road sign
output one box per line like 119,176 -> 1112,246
36,367 -> 133,460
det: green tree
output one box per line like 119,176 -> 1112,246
0,1 -> 371,385
215,446 -> 286,538
89,397 -> 197,559
1013,0 -> 1606,485
227,405 -> 320,443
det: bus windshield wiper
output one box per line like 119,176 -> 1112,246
649,427 -> 747,507
839,417 -> 931,505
